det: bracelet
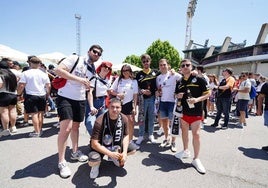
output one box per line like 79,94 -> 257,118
17,94 -> 22,96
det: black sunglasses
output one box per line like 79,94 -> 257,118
181,64 -> 191,68
142,60 -> 150,64
102,65 -> 111,70
92,49 -> 102,56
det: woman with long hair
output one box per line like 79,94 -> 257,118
0,61 -> 18,137
110,64 -> 139,150
85,61 -> 113,135
207,74 -> 218,115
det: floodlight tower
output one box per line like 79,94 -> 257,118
75,14 -> 81,56
185,0 -> 197,50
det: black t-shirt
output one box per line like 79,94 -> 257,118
175,75 -> 209,116
135,69 -> 158,99
260,82 -> 268,110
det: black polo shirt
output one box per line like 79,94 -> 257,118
136,69 -> 158,99
175,75 -> 209,116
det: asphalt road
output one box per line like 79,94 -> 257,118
0,110 -> 268,188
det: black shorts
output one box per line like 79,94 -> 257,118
24,94 -> 46,113
56,95 -> 85,122
0,93 -> 17,107
121,101 -> 133,115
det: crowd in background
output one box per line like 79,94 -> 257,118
1,46 -> 268,178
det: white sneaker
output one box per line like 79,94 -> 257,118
10,126 -> 17,133
174,150 -> 191,159
192,158 -> 206,174
160,139 -> 170,147
136,136 -> 144,145
71,150 -> 88,162
53,122 -> 60,128
157,127 -> 163,136
149,135 -> 156,143
90,164 -> 100,179
170,142 -> 177,152
58,161 -> 71,178
0,129 -> 11,137
129,141 -> 140,150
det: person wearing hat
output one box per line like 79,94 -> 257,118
85,61 -> 112,135
211,67 -> 235,129
17,57 -> 51,137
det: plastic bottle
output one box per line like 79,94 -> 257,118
186,89 -> 195,108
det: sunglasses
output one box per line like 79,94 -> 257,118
142,60 -> 150,64
241,74 -> 246,77
102,65 -> 111,70
181,64 -> 191,68
92,49 -> 102,56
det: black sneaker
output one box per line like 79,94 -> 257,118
261,146 -> 268,151
221,125 -> 228,130
211,123 -> 218,127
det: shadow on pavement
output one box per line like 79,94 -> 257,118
11,153 -> 58,179
139,142 -> 192,172
0,122 -> 59,141
238,147 -> 268,161
72,161 -> 127,188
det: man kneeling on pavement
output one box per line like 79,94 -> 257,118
88,98 -> 136,179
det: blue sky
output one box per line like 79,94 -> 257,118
1,0 -> 267,65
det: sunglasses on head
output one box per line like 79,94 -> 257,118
142,60 -> 150,64
181,64 -> 191,68
92,49 -> 102,56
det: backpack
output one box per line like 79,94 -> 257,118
249,85 -> 257,99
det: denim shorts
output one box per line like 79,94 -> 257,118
237,99 -> 249,111
159,101 -> 175,120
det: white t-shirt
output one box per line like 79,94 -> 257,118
10,69 -> 22,79
57,55 -> 88,100
156,72 -> 182,102
19,69 -> 50,96
237,79 -> 251,100
111,77 -> 138,105
90,75 -> 110,97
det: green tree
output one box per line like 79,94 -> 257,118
146,39 -> 181,70
123,55 -> 142,67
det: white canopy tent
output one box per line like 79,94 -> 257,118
0,44 -> 29,62
112,63 -> 142,72
37,52 -> 67,64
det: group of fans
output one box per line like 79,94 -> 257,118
1,45 -> 267,179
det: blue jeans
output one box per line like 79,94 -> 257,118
264,110 -> 268,126
85,97 -> 106,135
138,96 -> 155,137
48,96 -> 56,110
214,97 -> 232,127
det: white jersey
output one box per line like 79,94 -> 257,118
57,55 -> 88,101
111,77 -> 138,105
156,72 -> 182,102
19,69 -> 50,96
90,75 -> 111,97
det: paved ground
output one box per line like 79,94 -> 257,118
0,110 -> 268,188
